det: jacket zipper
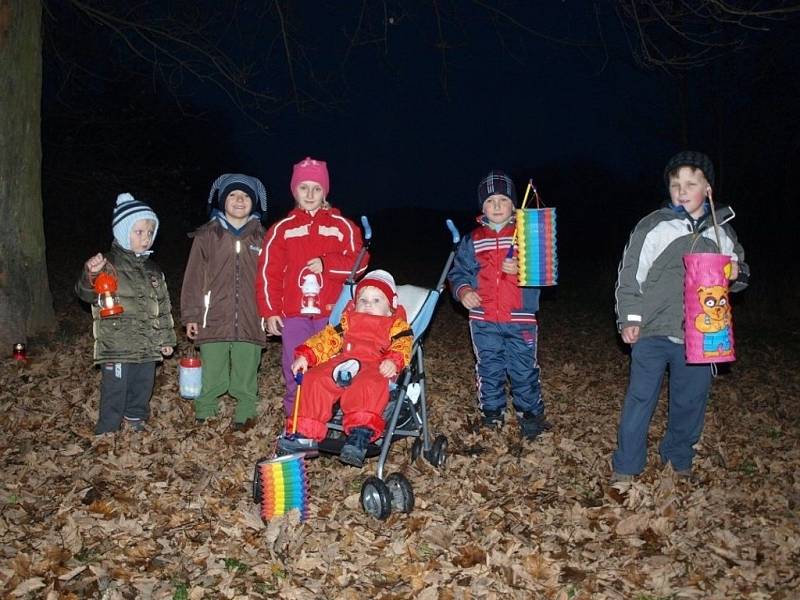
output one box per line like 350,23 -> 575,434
234,239 -> 241,339
202,291 -> 211,328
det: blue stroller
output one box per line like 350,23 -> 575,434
253,218 -> 461,519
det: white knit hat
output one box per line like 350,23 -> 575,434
356,269 -> 398,309
112,193 -> 159,251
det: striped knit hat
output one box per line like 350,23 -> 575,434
207,173 -> 268,216
663,151 -> 715,188
112,193 -> 159,251
477,170 -> 517,207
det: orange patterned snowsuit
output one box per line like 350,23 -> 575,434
289,303 -> 413,441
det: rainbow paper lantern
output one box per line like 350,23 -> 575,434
683,253 -> 735,364
516,208 -> 558,287
256,454 -> 310,521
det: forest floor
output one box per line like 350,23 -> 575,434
1,251 -> 799,600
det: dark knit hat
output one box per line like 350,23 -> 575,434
112,193 -> 159,251
207,173 -> 268,216
663,151 -> 715,188
478,170 -> 517,207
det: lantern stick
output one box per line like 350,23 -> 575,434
508,179 -> 535,258
290,372 -> 304,434
707,189 -> 722,251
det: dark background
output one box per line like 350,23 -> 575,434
40,2 -> 800,300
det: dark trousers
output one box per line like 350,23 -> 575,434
612,337 -> 712,475
96,361 -> 156,434
469,319 -> 544,416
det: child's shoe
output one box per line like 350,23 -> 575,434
339,427 -> 373,467
481,409 -> 505,429
517,411 -> 550,441
124,417 -> 146,433
276,433 -> 318,456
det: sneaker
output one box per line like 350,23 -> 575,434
124,418 -> 145,433
339,427 -> 373,468
481,409 -> 505,429
517,412 -> 549,441
610,471 -> 635,483
276,434 -> 318,455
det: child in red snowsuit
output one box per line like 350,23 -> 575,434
278,270 -> 413,467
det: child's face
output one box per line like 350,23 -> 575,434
482,194 -> 515,225
224,190 -> 253,222
129,219 -> 156,253
356,286 -> 392,316
669,166 -> 709,219
293,180 -> 325,214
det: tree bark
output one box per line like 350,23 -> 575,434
0,0 -> 55,346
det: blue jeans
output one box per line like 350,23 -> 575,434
612,336 -> 712,475
469,320 -> 544,415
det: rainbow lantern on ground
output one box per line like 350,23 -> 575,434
683,253 -> 735,364
255,454 -> 310,522
516,207 -> 558,287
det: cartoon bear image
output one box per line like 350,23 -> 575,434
694,285 -> 733,357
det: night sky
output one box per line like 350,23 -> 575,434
41,2 -> 800,279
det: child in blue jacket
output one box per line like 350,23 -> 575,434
447,170 -> 548,440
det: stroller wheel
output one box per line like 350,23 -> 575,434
425,435 -> 448,468
252,457 -> 268,504
360,476 -> 392,520
385,473 -> 415,513
410,438 -> 423,462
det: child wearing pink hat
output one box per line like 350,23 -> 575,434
256,157 -> 369,417
277,270 -> 413,467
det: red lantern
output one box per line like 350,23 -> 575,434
93,271 -> 124,318
12,343 -> 27,362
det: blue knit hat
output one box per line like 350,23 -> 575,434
207,173 -> 268,217
112,193 -> 159,251
477,170 -> 517,207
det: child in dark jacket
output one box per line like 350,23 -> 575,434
447,170 -> 548,441
75,194 -> 176,434
181,174 -> 268,429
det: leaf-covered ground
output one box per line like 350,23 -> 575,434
1,261 -> 799,599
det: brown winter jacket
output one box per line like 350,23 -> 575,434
181,217 -> 267,346
75,243 -> 176,364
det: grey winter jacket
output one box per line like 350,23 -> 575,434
615,204 -> 748,340
75,243 -> 176,364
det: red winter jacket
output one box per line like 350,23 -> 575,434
256,207 -> 368,319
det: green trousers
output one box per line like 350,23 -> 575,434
196,341 -> 262,422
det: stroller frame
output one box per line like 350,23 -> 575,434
253,217 -> 461,519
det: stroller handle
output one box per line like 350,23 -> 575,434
361,215 -> 372,241
446,219 -> 460,244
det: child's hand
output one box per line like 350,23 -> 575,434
621,325 -> 640,345
379,359 -> 397,379
501,257 -> 519,275
291,356 -> 308,374
266,316 -> 284,336
186,323 -> 199,339
459,288 -> 482,310
305,257 -> 323,274
728,262 -> 739,281
85,253 -> 107,274
161,346 -> 174,357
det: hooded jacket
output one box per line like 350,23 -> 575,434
615,204 -> 748,340
75,243 -> 176,364
181,217 -> 267,346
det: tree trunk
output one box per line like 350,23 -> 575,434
0,0 -> 55,347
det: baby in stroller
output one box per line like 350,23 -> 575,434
277,270 -> 413,467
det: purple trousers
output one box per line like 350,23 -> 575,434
281,315 -> 329,417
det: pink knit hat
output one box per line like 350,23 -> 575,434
356,270 -> 398,310
290,157 -> 330,197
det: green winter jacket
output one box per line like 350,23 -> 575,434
75,243 -> 176,364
